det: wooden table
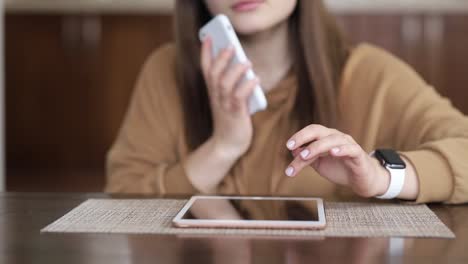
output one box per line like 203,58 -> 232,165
1,193 -> 467,263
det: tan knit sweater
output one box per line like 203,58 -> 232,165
106,43 -> 468,204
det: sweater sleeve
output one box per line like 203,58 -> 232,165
397,85 -> 468,204
341,44 -> 468,204
105,44 -> 197,195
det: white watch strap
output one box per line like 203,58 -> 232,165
375,166 -> 406,199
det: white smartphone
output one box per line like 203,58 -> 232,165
172,196 -> 326,230
199,14 -> 268,115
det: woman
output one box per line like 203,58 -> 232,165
105,0 -> 468,203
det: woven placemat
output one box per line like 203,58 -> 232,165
41,199 -> 454,238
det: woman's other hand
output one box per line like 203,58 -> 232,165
285,125 -> 391,198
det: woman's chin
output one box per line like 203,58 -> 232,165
231,21 -> 270,36
235,28 -> 264,37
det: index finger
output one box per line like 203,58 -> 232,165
286,124 -> 337,151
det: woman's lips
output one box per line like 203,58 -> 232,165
232,0 -> 264,12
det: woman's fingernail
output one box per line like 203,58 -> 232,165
331,147 -> 340,154
300,149 -> 310,159
287,140 -> 296,149
285,166 -> 295,177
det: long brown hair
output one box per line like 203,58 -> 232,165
174,0 -> 349,150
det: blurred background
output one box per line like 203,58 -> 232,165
2,0 -> 468,192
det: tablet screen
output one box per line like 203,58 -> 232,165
180,197 -> 319,222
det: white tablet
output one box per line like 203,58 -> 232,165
172,196 -> 326,230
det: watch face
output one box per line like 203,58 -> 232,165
375,149 -> 406,169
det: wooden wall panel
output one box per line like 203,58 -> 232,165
6,15 -> 104,170
5,15 -> 173,191
440,15 -> 468,114
101,15 -> 173,149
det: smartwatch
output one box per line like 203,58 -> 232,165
371,149 -> 406,199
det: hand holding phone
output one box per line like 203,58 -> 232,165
199,14 -> 268,115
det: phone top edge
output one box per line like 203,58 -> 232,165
199,14 -> 232,42
214,14 -> 230,25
